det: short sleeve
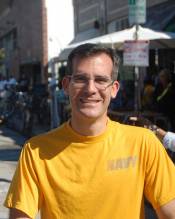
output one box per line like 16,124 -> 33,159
144,132 -> 175,210
4,142 -> 43,218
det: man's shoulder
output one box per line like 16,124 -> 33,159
110,120 -> 155,143
19,123 -> 70,160
25,122 -> 68,147
110,119 -> 150,133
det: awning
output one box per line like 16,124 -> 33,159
58,25 -> 175,61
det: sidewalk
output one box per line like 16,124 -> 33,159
0,161 -> 17,219
0,125 -> 23,219
0,125 -> 46,219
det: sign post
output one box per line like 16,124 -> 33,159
128,0 -> 146,112
128,0 -> 146,25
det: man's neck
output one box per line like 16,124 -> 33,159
70,116 -> 108,136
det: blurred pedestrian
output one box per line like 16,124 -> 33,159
18,73 -> 30,92
141,76 -> 155,110
0,74 -> 8,98
154,68 -> 175,130
156,127 -> 175,152
7,75 -> 17,90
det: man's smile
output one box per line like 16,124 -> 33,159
80,98 -> 101,104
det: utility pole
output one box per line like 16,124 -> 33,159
128,0 -> 146,112
134,24 -> 141,112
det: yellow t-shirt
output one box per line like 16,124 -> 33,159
4,119 -> 175,219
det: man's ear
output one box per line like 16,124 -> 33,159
111,80 -> 120,99
62,76 -> 70,95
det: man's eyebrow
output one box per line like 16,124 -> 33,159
95,75 -> 111,78
73,72 -> 87,76
73,72 -> 112,79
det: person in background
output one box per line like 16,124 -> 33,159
154,68 -> 175,130
7,75 -> 17,89
56,83 -> 70,124
141,76 -> 155,110
18,73 -> 30,92
128,116 -> 175,152
0,74 -> 7,97
156,127 -> 175,152
4,43 -> 175,219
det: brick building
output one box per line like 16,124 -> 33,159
0,0 -> 48,85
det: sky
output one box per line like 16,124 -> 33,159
45,0 -> 74,59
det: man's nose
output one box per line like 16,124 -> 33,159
85,79 -> 97,91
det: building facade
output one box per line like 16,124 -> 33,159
72,0 -> 175,43
0,0 -> 48,85
60,0 -> 175,71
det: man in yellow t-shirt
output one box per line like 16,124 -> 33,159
4,43 -> 175,219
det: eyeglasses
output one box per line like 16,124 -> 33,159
68,74 -> 114,91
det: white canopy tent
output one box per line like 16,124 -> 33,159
59,25 -> 175,61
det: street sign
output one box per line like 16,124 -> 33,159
123,40 -> 149,66
128,0 -> 146,25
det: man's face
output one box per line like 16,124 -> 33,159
63,53 -> 119,122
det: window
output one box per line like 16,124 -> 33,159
116,18 -> 129,31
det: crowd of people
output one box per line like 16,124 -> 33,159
0,74 -> 17,96
107,66 -> 175,133
0,73 -> 30,95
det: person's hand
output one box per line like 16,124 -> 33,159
127,116 -> 153,128
127,116 -> 167,141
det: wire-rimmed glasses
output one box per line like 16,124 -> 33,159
68,74 -> 114,91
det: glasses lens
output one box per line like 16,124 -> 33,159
94,76 -> 113,90
70,75 -> 113,90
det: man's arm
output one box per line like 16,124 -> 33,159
9,208 -> 31,219
156,199 -> 175,219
